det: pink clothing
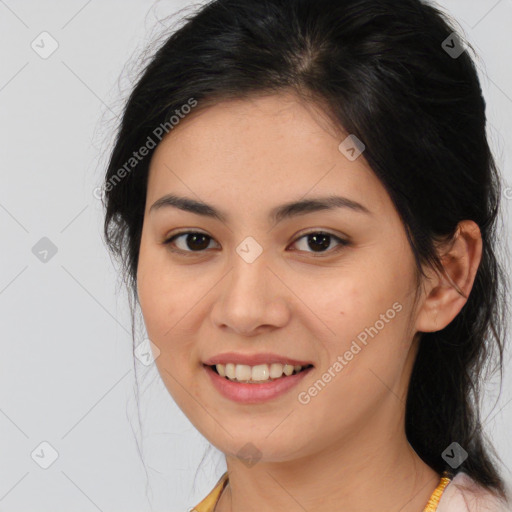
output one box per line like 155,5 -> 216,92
437,472 -> 511,511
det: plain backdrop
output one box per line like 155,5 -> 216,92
1,1 -> 511,511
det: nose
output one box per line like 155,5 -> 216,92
210,252 -> 291,336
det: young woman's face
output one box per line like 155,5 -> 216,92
137,92 -> 427,463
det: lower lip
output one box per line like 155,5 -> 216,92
203,364 -> 313,404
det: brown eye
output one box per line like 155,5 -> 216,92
163,230 -> 349,257
290,231 -> 349,255
164,231 -> 219,253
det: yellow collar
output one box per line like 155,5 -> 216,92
191,470 -> 452,512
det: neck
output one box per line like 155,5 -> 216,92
215,414 -> 440,512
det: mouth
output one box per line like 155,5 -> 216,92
203,362 -> 315,403
205,362 -> 314,384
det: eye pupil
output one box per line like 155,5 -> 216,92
307,233 -> 330,252
187,233 -> 210,250
167,231 -> 344,256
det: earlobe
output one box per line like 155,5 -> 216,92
414,220 -> 483,334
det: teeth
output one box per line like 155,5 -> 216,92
247,364 -> 269,381
235,364 -> 252,381
284,364 -> 294,376
270,363 -> 285,379
225,363 -> 236,379
214,363 -> 308,382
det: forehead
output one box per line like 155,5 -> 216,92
146,93 -> 391,219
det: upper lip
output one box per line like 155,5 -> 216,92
203,352 -> 314,367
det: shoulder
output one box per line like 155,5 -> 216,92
437,472 -> 511,512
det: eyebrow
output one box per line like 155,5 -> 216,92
149,193 -> 372,224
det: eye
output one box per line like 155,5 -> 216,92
162,230 -> 349,257
163,231 -> 219,255
289,230 -> 350,256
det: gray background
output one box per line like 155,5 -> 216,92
1,1 -> 511,511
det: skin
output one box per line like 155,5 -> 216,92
136,91 -> 483,512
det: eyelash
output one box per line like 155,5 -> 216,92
162,230 -> 350,258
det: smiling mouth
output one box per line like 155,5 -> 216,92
207,363 -> 314,383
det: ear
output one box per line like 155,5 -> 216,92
415,220 -> 483,333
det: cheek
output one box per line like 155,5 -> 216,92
294,276 -> 412,436
295,247 -> 415,378
137,266 -> 169,340
137,237 -> 189,332
136,245 -> 192,358
137,259 -> 204,409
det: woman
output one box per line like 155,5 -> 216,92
102,0 -> 511,510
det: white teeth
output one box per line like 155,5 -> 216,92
283,364 -> 294,376
225,363 -> 236,379
214,363 -> 308,382
235,364 -> 252,381
269,363 -> 284,379
251,364 -> 270,381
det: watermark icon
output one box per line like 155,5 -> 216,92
504,187 -> 512,200
134,338 -> 161,366
32,237 -> 58,263
94,98 -> 198,200
31,31 -> 59,59
338,134 -> 365,161
31,441 -> 59,469
297,301 -> 403,405
236,236 -> 263,263
441,32 -> 466,59
236,442 -> 262,467
442,441 -> 468,469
